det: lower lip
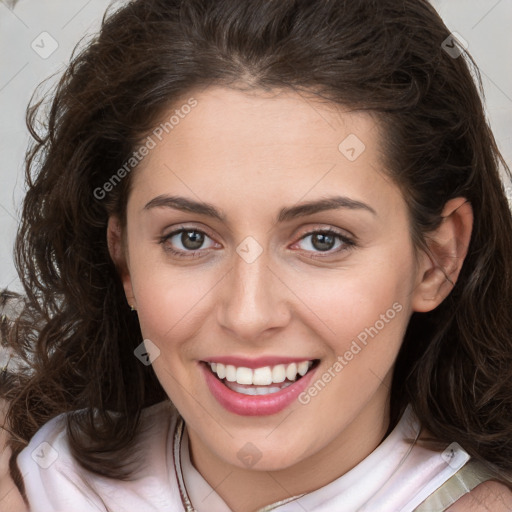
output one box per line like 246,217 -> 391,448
201,362 -> 318,416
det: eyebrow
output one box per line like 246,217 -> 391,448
144,195 -> 225,220
277,196 -> 376,221
143,194 -> 376,222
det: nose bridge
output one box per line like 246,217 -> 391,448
217,245 -> 289,340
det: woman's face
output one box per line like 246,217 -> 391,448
116,86 -> 431,476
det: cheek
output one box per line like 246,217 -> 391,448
128,257 -> 217,349
295,263 -> 413,423
302,254 -> 415,350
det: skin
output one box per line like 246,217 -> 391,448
447,482 -> 512,512
0,399 -> 28,512
108,86 -> 475,511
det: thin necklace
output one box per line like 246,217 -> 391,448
172,416 -> 305,512
173,416 -> 195,512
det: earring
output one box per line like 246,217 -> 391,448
130,304 -> 136,312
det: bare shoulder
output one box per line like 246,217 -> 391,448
0,399 -> 29,512
446,480 -> 512,512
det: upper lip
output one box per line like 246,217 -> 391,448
202,356 -> 317,369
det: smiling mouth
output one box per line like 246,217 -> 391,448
203,360 -> 320,396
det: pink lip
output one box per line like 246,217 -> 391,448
202,356 -> 314,369
201,362 -> 318,416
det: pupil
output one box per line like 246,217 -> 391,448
182,231 -> 204,250
312,233 -> 335,251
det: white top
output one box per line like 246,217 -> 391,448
17,401 -> 473,512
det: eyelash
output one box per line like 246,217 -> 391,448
292,228 -> 356,257
159,228 -> 218,259
159,227 -> 356,259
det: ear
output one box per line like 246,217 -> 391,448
412,197 -> 473,313
107,216 -> 137,310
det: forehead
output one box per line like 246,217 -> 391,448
142,86 -> 378,163
129,86 -> 403,220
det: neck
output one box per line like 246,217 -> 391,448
185,388 -> 392,512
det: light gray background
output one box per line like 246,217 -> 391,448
1,0 -> 511,292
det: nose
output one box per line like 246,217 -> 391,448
216,246 -> 291,342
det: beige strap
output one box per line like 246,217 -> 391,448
414,459 -> 495,511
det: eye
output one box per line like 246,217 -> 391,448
159,228 -> 219,257
293,229 -> 354,255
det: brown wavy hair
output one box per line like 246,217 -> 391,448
3,0 -> 512,493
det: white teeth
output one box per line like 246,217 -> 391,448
272,364 -> 286,383
286,363 -> 298,381
236,367 -> 253,385
252,366 -> 272,386
216,363 -> 226,379
297,361 -> 309,376
225,365 -> 237,382
208,360 -> 314,387
224,381 -> 294,395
